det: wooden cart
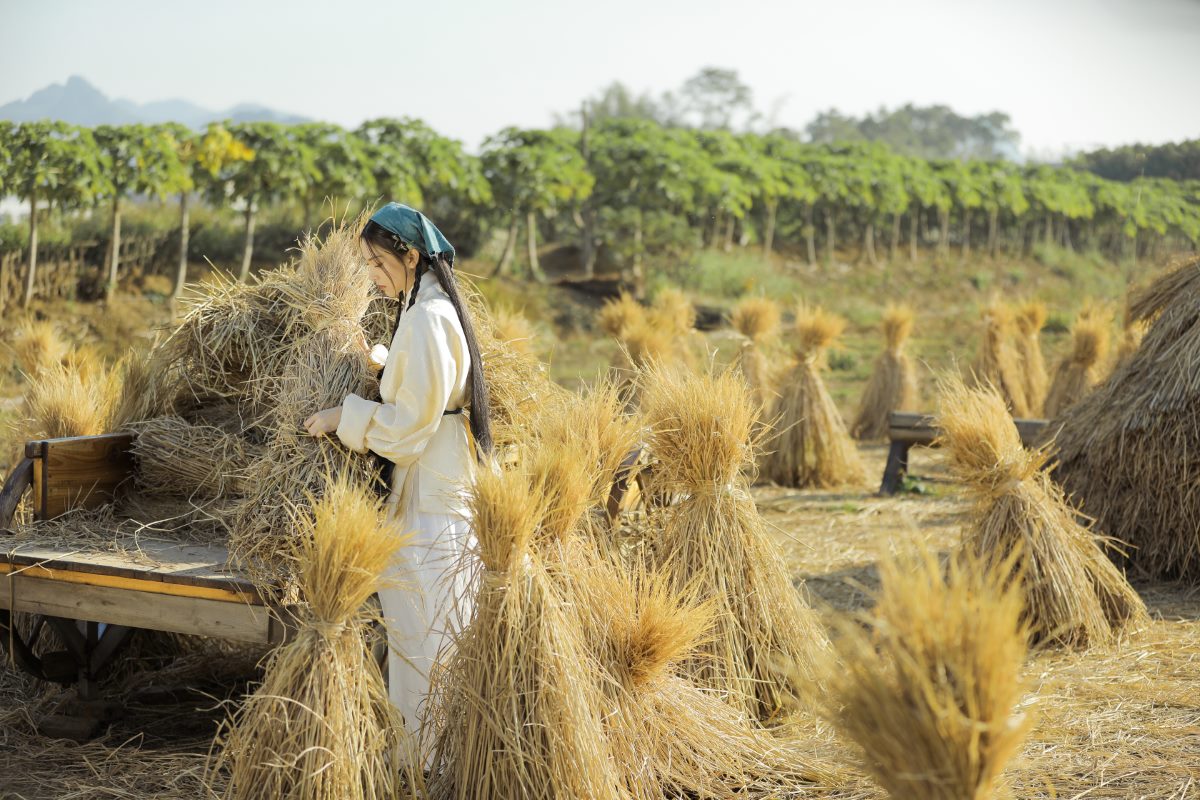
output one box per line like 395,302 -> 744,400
0,432 -> 289,724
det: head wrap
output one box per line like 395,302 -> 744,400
368,202 -> 455,265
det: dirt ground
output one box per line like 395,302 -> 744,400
2,443 -> 1198,798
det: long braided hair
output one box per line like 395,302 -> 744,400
360,220 -> 493,457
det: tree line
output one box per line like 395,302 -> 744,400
1,116 -> 1198,306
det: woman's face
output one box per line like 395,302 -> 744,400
359,238 -> 419,300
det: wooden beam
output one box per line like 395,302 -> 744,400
35,433 -> 135,520
0,563 -> 259,604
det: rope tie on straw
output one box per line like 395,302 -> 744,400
308,619 -> 349,638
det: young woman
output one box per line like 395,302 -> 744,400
303,202 -> 491,735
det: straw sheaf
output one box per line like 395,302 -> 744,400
852,306 -> 919,440
1013,301 -> 1049,416
1051,254 -> 1200,578
130,416 -> 263,498
1043,313 -> 1111,419
23,360 -> 124,439
490,306 -> 538,356
939,378 -> 1148,647
731,296 -> 782,345
968,304 -> 1031,418
468,461 -> 546,574
597,292 -> 646,339
881,304 -> 914,353
822,544 -> 1033,800
647,287 -> 696,336
794,304 -> 845,358
10,318 -> 69,376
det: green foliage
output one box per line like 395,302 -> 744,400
806,103 -> 1020,160
1073,139 -> 1200,182
4,121 -> 103,208
482,127 -> 593,219
221,121 -> 319,210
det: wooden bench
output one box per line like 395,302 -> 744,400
879,411 -> 1050,495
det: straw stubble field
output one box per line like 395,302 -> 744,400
3,443 -> 1197,798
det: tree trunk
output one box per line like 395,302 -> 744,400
708,211 -> 722,249
960,208 -> 971,259
938,207 -> 950,257
106,195 -> 122,299
174,192 -> 190,300
22,192 -> 38,307
804,204 -> 817,266
493,215 -> 519,277
238,201 -> 256,282
863,221 -> 879,266
579,102 -> 597,278
909,211 -> 919,261
722,214 -> 735,252
824,209 -> 835,268
632,210 -> 646,300
1044,214 -> 1054,247
889,211 -> 901,262
987,207 -> 999,258
526,211 -> 545,282
762,200 -> 777,258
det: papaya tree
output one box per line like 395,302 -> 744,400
6,121 -> 102,306
295,122 -> 374,228
693,130 -> 756,251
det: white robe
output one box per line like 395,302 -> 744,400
335,277 -> 476,737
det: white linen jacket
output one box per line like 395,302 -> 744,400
336,278 -> 474,517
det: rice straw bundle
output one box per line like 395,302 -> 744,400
647,286 -> 696,335
938,378 -> 1146,647
821,543 -> 1032,800
1013,301 -> 1048,415
1052,255 -> 1200,578
639,362 -> 829,721
597,292 -> 646,339
731,296 -> 782,413
426,463 -> 624,800
1043,308 -> 1111,419
968,303 -> 1030,418
851,304 -> 919,440
23,360 -> 123,439
130,416 -> 262,498
489,305 -> 537,356
581,562 -> 832,798
212,475 -> 407,799
10,318 -> 69,375
762,305 -> 866,488
1116,317 -> 1147,366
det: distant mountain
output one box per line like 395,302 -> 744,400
0,75 -> 311,128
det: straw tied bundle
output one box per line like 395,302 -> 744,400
1053,255 -> 1200,579
938,379 -> 1146,648
1043,307 -> 1110,420
639,363 -> 829,722
1013,301 -> 1048,416
762,305 -> 866,489
731,296 -> 783,414
851,304 -> 918,440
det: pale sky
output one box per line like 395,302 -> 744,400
1,0 -> 1198,156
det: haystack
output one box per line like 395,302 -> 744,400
488,305 -> 537,356
597,291 -> 646,340
938,378 -> 1146,647
22,360 -> 123,439
851,304 -> 918,440
731,296 -> 782,414
1043,308 -> 1110,419
211,475 -> 408,800
968,303 -> 1030,417
762,305 -> 866,489
1013,301 -> 1048,415
1052,255 -> 1200,578
639,362 -> 828,722
821,543 -> 1032,800
130,416 -> 263,498
1115,317 -> 1147,367
425,463 -> 624,800
581,562 -> 832,798
10,318 -> 69,376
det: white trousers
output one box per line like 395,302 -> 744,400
377,501 -> 475,739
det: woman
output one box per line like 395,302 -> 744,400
303,202 -> 491,735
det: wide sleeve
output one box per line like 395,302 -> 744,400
336,308 -> 462,467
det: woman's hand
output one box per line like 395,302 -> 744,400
304,406 -> 343,437
359,333 -> 386,372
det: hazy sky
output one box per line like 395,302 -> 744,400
1,0 -> 1198,156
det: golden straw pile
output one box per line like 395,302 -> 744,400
731,296 -> 782,414
968,302 -> 1031,418
1013,301 -> 1048,416
1052,255 -> 1200,579
1043,306 -> 1110,419
938,378 -> 1146,648
851,304 -> 918,440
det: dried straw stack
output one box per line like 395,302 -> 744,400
1043,308 -> 1111,419
129,416 -> 262,499
968,302 -> 1030,418
211,475 -> 408,800
851,304 -> 919,440
597,292 -> 646,340
821,543 -> 1032,800
762,305 -> 866,488
10,318 -> 69,376
22,360 -> 124,439
731,296 -> 782,414
1013,301 -> 1049,416
426,463 -> 624,800
488,305 -> 537,356
639,363 -> 828,722
1052,255 -> 1200,578
938,378 -> 1146,647
581,562 -> 832,798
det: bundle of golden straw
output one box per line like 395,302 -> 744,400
597,291 -> 646,340
488,305 -> 537,356
211,475 -> 407,800
130,416 -> 263,498
1116,317 -> 1148,366
426,463 -> 623,800
938,378 -> 1146,647
10,318 -> 69,376
639,362 -> 829,721
731,296 -> 782,413
851,304 -> 918,440
1043,308 -> 1111,419
580,561 -> 832,798
762,304 -> 866,488
968,303 -> 1030,418
1013,301 -> 1048,416
1052,255 -> 1200,578
22,358 -> 131,439
820,543 -> 1032,800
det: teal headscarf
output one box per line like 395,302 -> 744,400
369,202 -> 455,265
